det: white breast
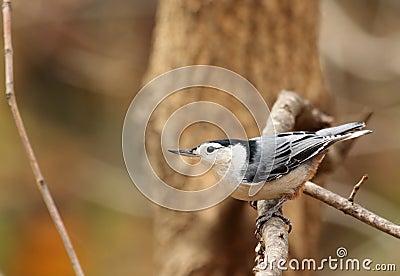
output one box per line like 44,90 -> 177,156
213,143 -> 248,188
230,156 -> 324,201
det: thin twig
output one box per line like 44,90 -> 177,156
348,174 -> 368,204
304,181 -> 400,239
2,1 -> 84,275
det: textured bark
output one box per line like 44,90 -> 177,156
303,181 -> 400,239
254,91 -> 332,276
144,1 -> 330,275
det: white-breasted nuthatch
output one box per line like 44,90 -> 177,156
169,122 -> 371,201
169,122 -> 371,231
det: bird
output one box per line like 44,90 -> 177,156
169,121 -> 371,233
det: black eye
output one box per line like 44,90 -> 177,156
206,146 -> 215,153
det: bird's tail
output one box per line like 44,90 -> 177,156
316,121 -> 372,140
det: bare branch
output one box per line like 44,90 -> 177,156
304,181 -> 400,239
254,201 -> 289,275
255,91 -> 313,276
262,90 -> 309,136
348,174 -> 369,204
254,90 -> 399,275
253,219 -> 288,274
2,1 -> 84,275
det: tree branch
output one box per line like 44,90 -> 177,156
253,90 -> 399,275
303,181 -> 400,239
255,91 -> 313,275
254,199 -> 289,275
2,1 -> 84,275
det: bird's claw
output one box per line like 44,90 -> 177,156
255,213 -> 272,237
254,212 -> 292,238
254,196 -> 291,238
271,213 -> 292,233
249,201 -> 258,210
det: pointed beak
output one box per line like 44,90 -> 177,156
168,149 -> 199,157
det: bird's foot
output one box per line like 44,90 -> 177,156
254,196 -> 291,237
249,201 -> 258,210
271,213 -> 292,233
255,212 -> 292,237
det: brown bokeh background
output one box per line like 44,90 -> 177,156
0,0 -> 399,275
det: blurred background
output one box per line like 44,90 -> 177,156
0,0 -> 399,275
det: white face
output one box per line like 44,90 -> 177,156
169,141 -> 248,179
192,142 -> 233,165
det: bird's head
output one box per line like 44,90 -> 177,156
168,139 -> 249,168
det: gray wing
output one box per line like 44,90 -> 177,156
243,132 -> 333,183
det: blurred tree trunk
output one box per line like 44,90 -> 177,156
144,0 -> 331,275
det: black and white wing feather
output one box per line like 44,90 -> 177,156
243,122 -> 371,183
